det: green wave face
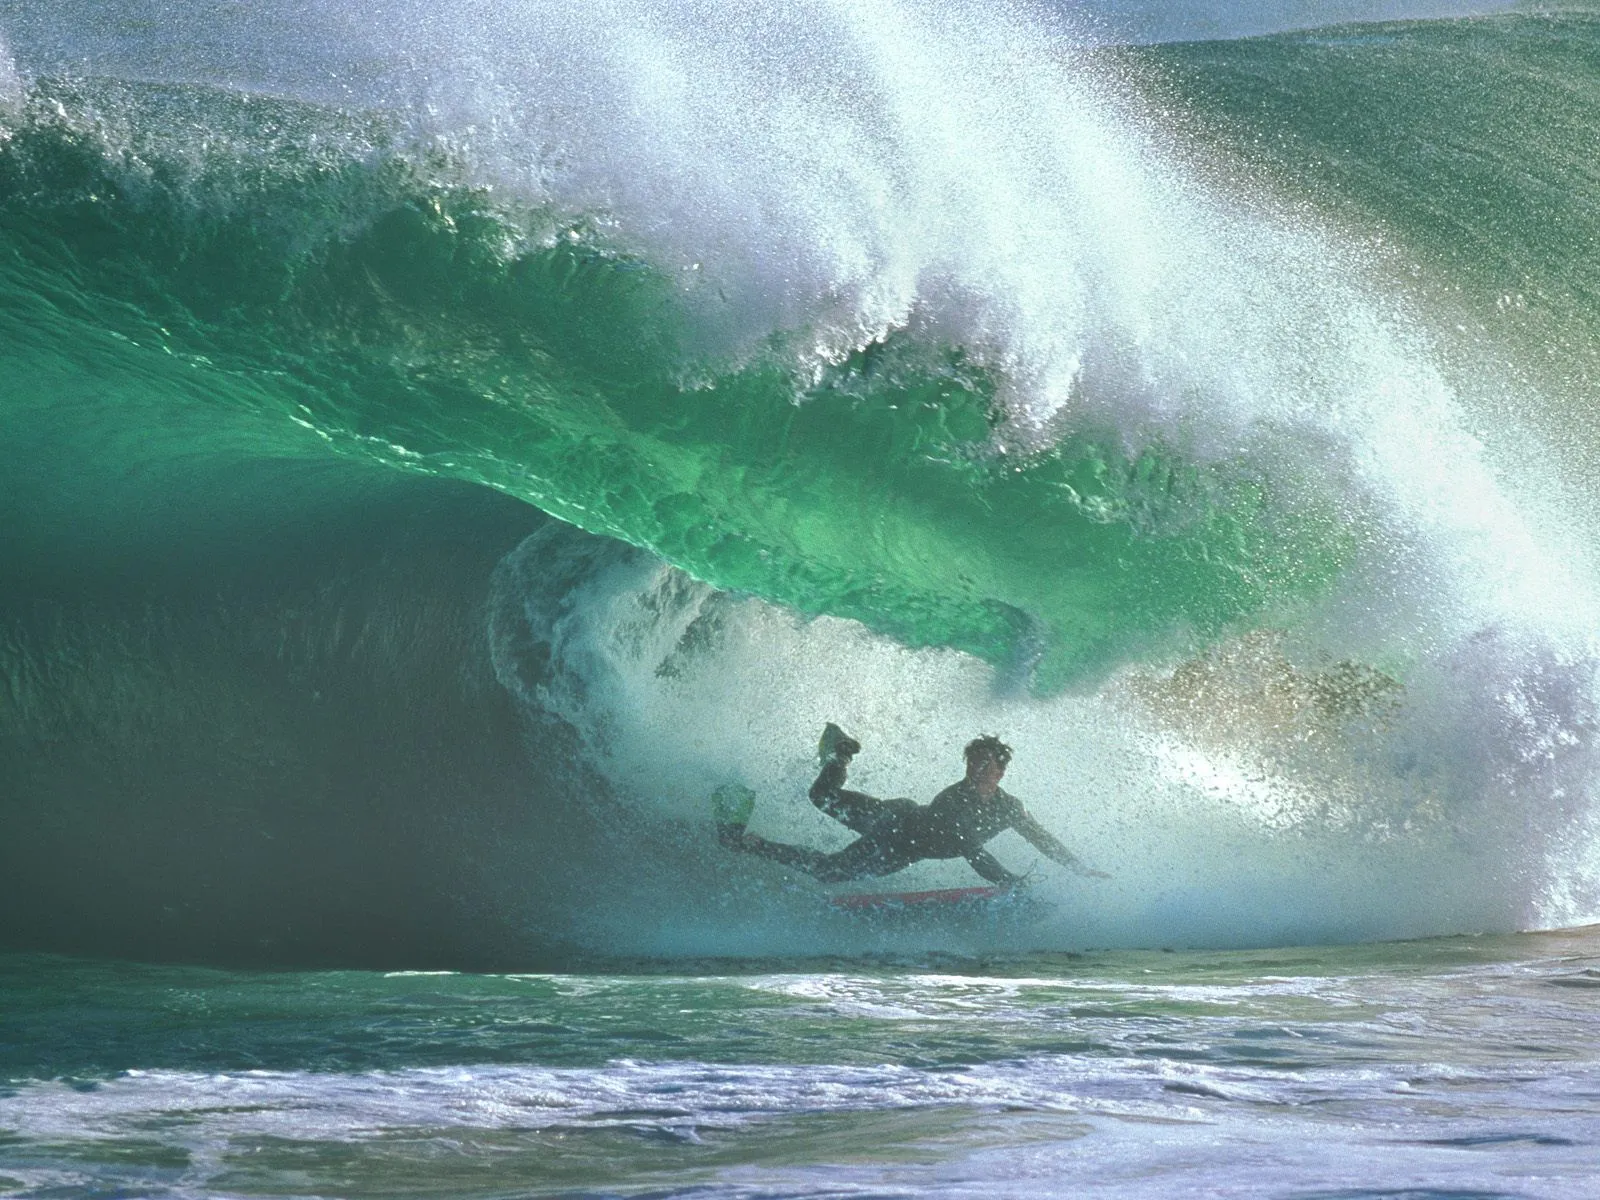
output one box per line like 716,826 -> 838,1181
8,13 -> 1599,689
0,77 -> 1349,691
1144,14 -> 1600,419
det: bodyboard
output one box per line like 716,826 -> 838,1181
828,885 -> 1008,911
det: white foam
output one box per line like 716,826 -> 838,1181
399,3 -> 1600,648
0,35 -> 23,110
490,531 -> 1600,948
9,1051 -> 1597,1200
3,1047 -> 1590,1141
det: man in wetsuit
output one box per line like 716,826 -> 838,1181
717,725 -> 1109,885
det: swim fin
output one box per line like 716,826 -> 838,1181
711,782 -> 756,832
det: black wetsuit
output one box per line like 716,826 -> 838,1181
734,758 -> 1027,883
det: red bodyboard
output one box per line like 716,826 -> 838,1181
828,885 -> 1005,910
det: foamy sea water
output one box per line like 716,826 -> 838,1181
4,932 -> 1599,1198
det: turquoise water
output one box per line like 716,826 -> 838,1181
0,70 -> 1334,690
7,2 -> 1600,1194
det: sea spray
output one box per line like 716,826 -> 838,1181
0,35 -> 21,110
487,528 -> 1599,950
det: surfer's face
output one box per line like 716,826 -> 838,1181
966,752 -> 1008,794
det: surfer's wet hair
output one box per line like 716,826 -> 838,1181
964,735 -> 1012,766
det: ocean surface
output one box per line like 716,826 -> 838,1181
5,0 -> 1600,1195
5,933 -> 1600,1198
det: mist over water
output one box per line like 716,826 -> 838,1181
3,0 -> 1600,963
486,529 -> 1599,955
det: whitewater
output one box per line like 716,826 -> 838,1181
5,0 -> 1600,1195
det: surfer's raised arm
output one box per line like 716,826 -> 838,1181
1011,809 -> 1111,879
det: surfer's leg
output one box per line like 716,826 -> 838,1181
809,759 -> 896,834
722,831 -> 832,875
810,834 -> 916,883
725,830 -> 909,883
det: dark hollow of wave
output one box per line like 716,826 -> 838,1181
0,470 -> 637,970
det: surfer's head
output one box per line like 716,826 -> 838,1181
963,735 -> 1011,793
964,735 -> 1012,767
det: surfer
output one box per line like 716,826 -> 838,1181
715,725 -> 1110,885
